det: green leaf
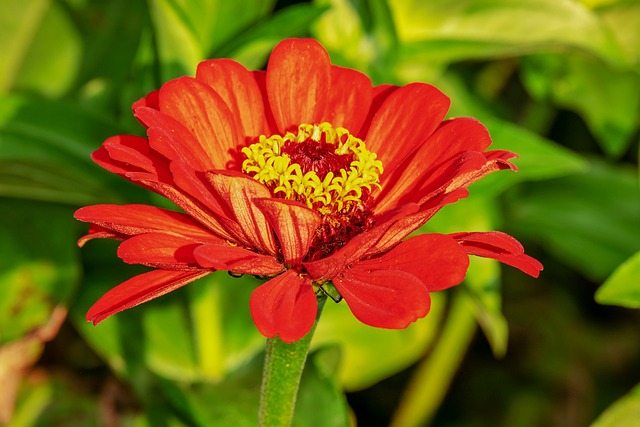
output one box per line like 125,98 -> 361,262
591,383 -> 640,427
313,291 -> 446,391
293,347 -> 350,427
521,53 -> 640,158
0,0 -> 81,96
505,161 -> 640,281
69,0 -> 149,98
0,94 -> 143,205
388,0 -> 627,66
148,0 -> 276,79
215,3 -> 329,69
158,348 -> 349,427
0,200 -> 79,344
595,251 -> 640,308
476,117 -> 588,196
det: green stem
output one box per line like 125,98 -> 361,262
258,295 -> 326,427
390,292 -> 477,427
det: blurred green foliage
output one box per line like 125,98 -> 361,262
0,0 -> 638,426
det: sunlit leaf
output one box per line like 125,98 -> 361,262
591,383 -> 640,427
312,0 -> 400,83
598,0 -> 640,67
595,251 -> 640,308
389,0 -> 626,66
312,0 -> 375,74
0,0 -> 81,96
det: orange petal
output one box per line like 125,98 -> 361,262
254,198 -> 321,267
207,172 -> 277,254
326,65 -> 373,134
159,76 -> 240,169
266,38 -> 331,132
365,83 -> 450,172
196,58 -> 271,138
366,83 -> 450,170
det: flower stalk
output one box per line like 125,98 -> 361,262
258,294 -> 327,427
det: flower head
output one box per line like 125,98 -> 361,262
75,38 -> 542,343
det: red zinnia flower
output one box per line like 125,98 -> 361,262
75,38 -> 542,343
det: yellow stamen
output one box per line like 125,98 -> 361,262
241,123 -> 383,212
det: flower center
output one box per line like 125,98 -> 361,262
241,122 -> 383,258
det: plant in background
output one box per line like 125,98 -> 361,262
74,38 -> 541,426
3,1 -> 638,426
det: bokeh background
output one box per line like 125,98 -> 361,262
1,0 -> 639,426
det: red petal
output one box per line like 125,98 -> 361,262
326,66 -> 373,133
159,76 -> 240,169
334,268 -> 431,329
74,204 -> 222,243
252,70 -> 279,133
365,83 -> 450,171
249,269 -> 317,343
253,198 -> 321,267
196,58 -> 270,138
451,231 -> 543,278
193,244 -> 284,276
266,39 -> 331,132
358,234 -> 469,292
95,135 -> 168,180
117,233 -> 200,269
442,150 -> 518,195
135,107 -> 215,171
207,172 -> 276,254
304,230 -> 382,280
132,89 -> 160,112
86,270 -> 208,325
369,190 -> 469,255
103,137 -> 155,172
77,224 -> 123,247
169,161 -> 234,222
374,118 -> 492,213
303,203 -> 418,280
132,179 -> 245,244
358,84 -> 399,136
